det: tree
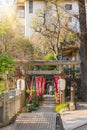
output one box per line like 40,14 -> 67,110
78,0 -> 87,101
33,45 -> 44,60
0,53 -> 15,74
7,36 -> 34,60
31,0 -> 78,59
44,53 -> 55,60
0,20 -> 35,60
0,18 -> 45,60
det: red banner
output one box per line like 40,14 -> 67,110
36,77 -> 39,97
39,77 -> 43,94
42,78 -> 46,94
54,76 -> 60,103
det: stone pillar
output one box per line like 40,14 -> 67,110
20,90 -> 26,109
71,86 -> 75,102
3,92 -> 9,124
59,79 -> 66,104
69,86 -> 75,111
0,101 -> 3,123
61,90 -> 65,104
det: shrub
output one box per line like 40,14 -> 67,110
55,103 -> 69,113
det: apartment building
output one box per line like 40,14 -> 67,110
15,0 -> 86,37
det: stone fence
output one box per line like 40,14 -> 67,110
0,90 -> 25,127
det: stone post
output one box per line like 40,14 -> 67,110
69,86 -> 75,111
71,86 -> 75,102
59,79 -> 66,104
3,92 -> 9,124
61,90 -> 65,103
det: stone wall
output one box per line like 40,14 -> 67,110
0,90 -> 25,127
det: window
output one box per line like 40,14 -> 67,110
65,4 -> 72,10
29,0 -> 33,13
17,6 -> 25,18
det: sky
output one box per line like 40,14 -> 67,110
0,0 -> 15,15
0,0 -> 15,5
0,0 -> 15,11
0,0 -> 16,22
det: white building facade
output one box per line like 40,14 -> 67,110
15,0 -> 86,37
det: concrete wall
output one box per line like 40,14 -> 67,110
25,0 -> 46,37
0,90 -> 25,127
64,1 -> 80,32
24,1 -> 87,37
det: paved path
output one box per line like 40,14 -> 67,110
0,123 -> 15,130
15,112 -> 57,130
60,102 -> 87,130
73,124 -> 87,130
0,95 -> 61,130
14,95 -> 61,130
36,95 -> 56,112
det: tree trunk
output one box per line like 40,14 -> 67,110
78,0 -> 87,101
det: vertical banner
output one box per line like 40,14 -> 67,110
42,78 -> 46,94
54,76 -> 60,103
29,79 -> 33,102
39,77 -> 43,94
36,77 -> 39,97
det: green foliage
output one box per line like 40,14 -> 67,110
26,89 -> 35,94
44,53 -> 55,60
26,104 -> 36,112
63,67 -> 80,75
26,89 -> 36,105
0,81 -> 6,92
54,92 -> 57,103
26,89 -> 42,112
61,31 -> 78,44
7,36 -> 34,59
33,46 -> 43,60
0,53 -> 15,74
41,53 -> 56,70
55,103 -> 69,113
0,23 -> 9,36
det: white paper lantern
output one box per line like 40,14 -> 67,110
17,79 -> 25,91
58,79 -> 66,91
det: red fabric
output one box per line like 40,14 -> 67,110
42,78 -> 46,94
54,76 -> 61,103
36,77 -> 39,97
44,78 -> 46,89
39,77 -> 43,94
